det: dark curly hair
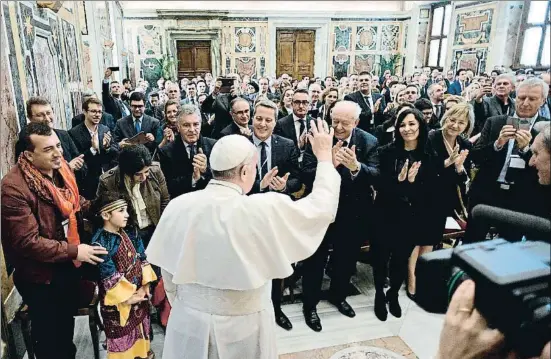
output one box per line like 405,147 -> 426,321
118,145 -> 152,178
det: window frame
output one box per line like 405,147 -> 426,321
514,0 -> 551,69
425,1 -> 452,70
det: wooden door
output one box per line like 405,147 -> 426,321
276,30 -> 315,79
177,40 -> 211,79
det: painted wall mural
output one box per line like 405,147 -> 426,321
141,57 -> 162,86
330,21 -> 404,77
450,3 -> 496,75
222,21 -> 268,79
137,24 -> 163,55
453,7 -> 493,46
334,25 -> 352,51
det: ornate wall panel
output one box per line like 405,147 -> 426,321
221,20 -> 268,79
137,24 -> 163,55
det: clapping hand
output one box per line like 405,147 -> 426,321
91,131 -> 100,150
336,145 -> 359,172
445,144 -> 460,167
260,167 -> 279,190
374,98 -> 382,113
192,148 -> 207,181
163,128 -> 175,142
455,150 -> 469,172
103,132 -> 112,149
269,172 -> 290,192
69,154 -> 85,171
407,161 -> 422,183
145,133 -> 155,142
298,130 -> 308,150
332,140 -> 344,168
240,126 -> 252,137
398,159 -> 409,182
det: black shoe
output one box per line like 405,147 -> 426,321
303,307 -> 322,332
329,299 -> 356,318
386,291 -> 402,318
374,292 -> 388,322
384,276 -> 390,288
275,310 -> 293,330
406,290 -> 416,301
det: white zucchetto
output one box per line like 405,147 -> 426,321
210,134 -> 256,171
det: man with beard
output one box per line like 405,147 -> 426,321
428,83 -> 445,123
157,104 -> 216,198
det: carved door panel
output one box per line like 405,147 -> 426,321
177,40 -> 211,79
276,30 -> 315,79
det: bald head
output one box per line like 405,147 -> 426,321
331,101 -> 361,140
166,83 -> 181,100
309,83 -> 322,103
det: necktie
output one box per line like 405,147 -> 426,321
120,100 -> 129,117
342,140 -> 349,148
435,105 -> 442,119
299,120 -> 306,137
189,144 -> 195,160
135,119 -> 141,133
260,142 -> 268,178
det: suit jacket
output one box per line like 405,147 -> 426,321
201,93 -> 241,139
113,114 -> 161,154
68,123 -> 118,199
307,100 -> 322,119
273,113 -> 313,149
96,163 -> 170,227
145,106 -> 165,122
344,91 -> 385,132
71,112 -> 116,132
157,135 -> 216,199
220,122 -> 253,137
448,81 -> 463,96
182,97 -> 200,106
473,95 -> 515,135
102,80 -> 130,121
469,115 -> 548,216
249,134 -> 301,195
302,128 -> 380,225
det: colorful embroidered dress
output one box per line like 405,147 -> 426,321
92,228 -> 157,359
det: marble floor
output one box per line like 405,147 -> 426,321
30,263 -> 444,359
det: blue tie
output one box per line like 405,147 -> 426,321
135,119 -> 141,133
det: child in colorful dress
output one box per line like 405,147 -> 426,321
92,192 -> 157,359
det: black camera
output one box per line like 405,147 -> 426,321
415,205 -> 551,358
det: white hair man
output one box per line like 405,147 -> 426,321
146,119 -> 340,359
157,104 -> 217,198
472,73 -> 516,135
300,100 -> 380,332
467,77 -> 550,242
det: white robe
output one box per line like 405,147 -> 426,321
146,161 -> 341,359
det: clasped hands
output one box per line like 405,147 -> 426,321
398,159 -> 421,183
124,284 -> 151,305
192,148 -> 208,181
332,141 -> 359,173
260,167 -> 290,192
496,125 -> 532,151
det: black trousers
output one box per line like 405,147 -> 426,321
301,220 -> 362,310
370,239 -> 415,293
272,279 -> 284,311
16,273 -> 79,359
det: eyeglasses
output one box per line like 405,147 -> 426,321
88,110 -> 103,115
293,100 -> 309,106
130,104 -> 145,108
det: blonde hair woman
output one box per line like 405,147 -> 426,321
317,87 -> 339,123
444,95 -> 466,112
407,102 -> 474,298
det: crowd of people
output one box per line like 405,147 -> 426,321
1,63 -> 550,359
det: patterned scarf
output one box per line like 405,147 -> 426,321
18,154 -> 82,266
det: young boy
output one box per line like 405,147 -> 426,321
92,192 -> 157,359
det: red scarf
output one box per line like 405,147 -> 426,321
18,154 -> 82,267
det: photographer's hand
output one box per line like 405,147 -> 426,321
436,280 -> 505,359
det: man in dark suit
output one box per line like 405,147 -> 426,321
71,90 -> 116,131
344,71 -> 386,132
307,83 -> 323,119
428,82 -> 445,123
258,77 -> 278,102
220,98 -> 254,137
144,92 -> 165,121
467,77 -> 550,243
182,83 -> 199,106
448,68 -> 467,95
246,99 -> 301,330
300,101 -> 380,332
274,89 -> 313,153
201,75 -> 246,139
16,97 -> 85,176
113,91 -> 161,155
68,98 -> 118,199
157,104 -> 216,199
473,73 -> 516,135
102,68 -> 131,121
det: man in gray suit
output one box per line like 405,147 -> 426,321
473,73 -> 516,135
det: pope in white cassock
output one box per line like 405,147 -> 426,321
145,118 -> 341,359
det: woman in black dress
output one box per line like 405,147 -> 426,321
374,103 -> 415,147
407,102 -> 474,297
371,108 -> 434,321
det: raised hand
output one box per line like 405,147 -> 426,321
192,148 -> 208,173
306,118 -> 334,163
240,126 -> 252,137
398,159 -> 409,182
260,167 -> 279,190
407,161 -> 422,183
496,125 -> 517,148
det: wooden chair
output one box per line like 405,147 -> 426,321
16,280 -> 102,359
